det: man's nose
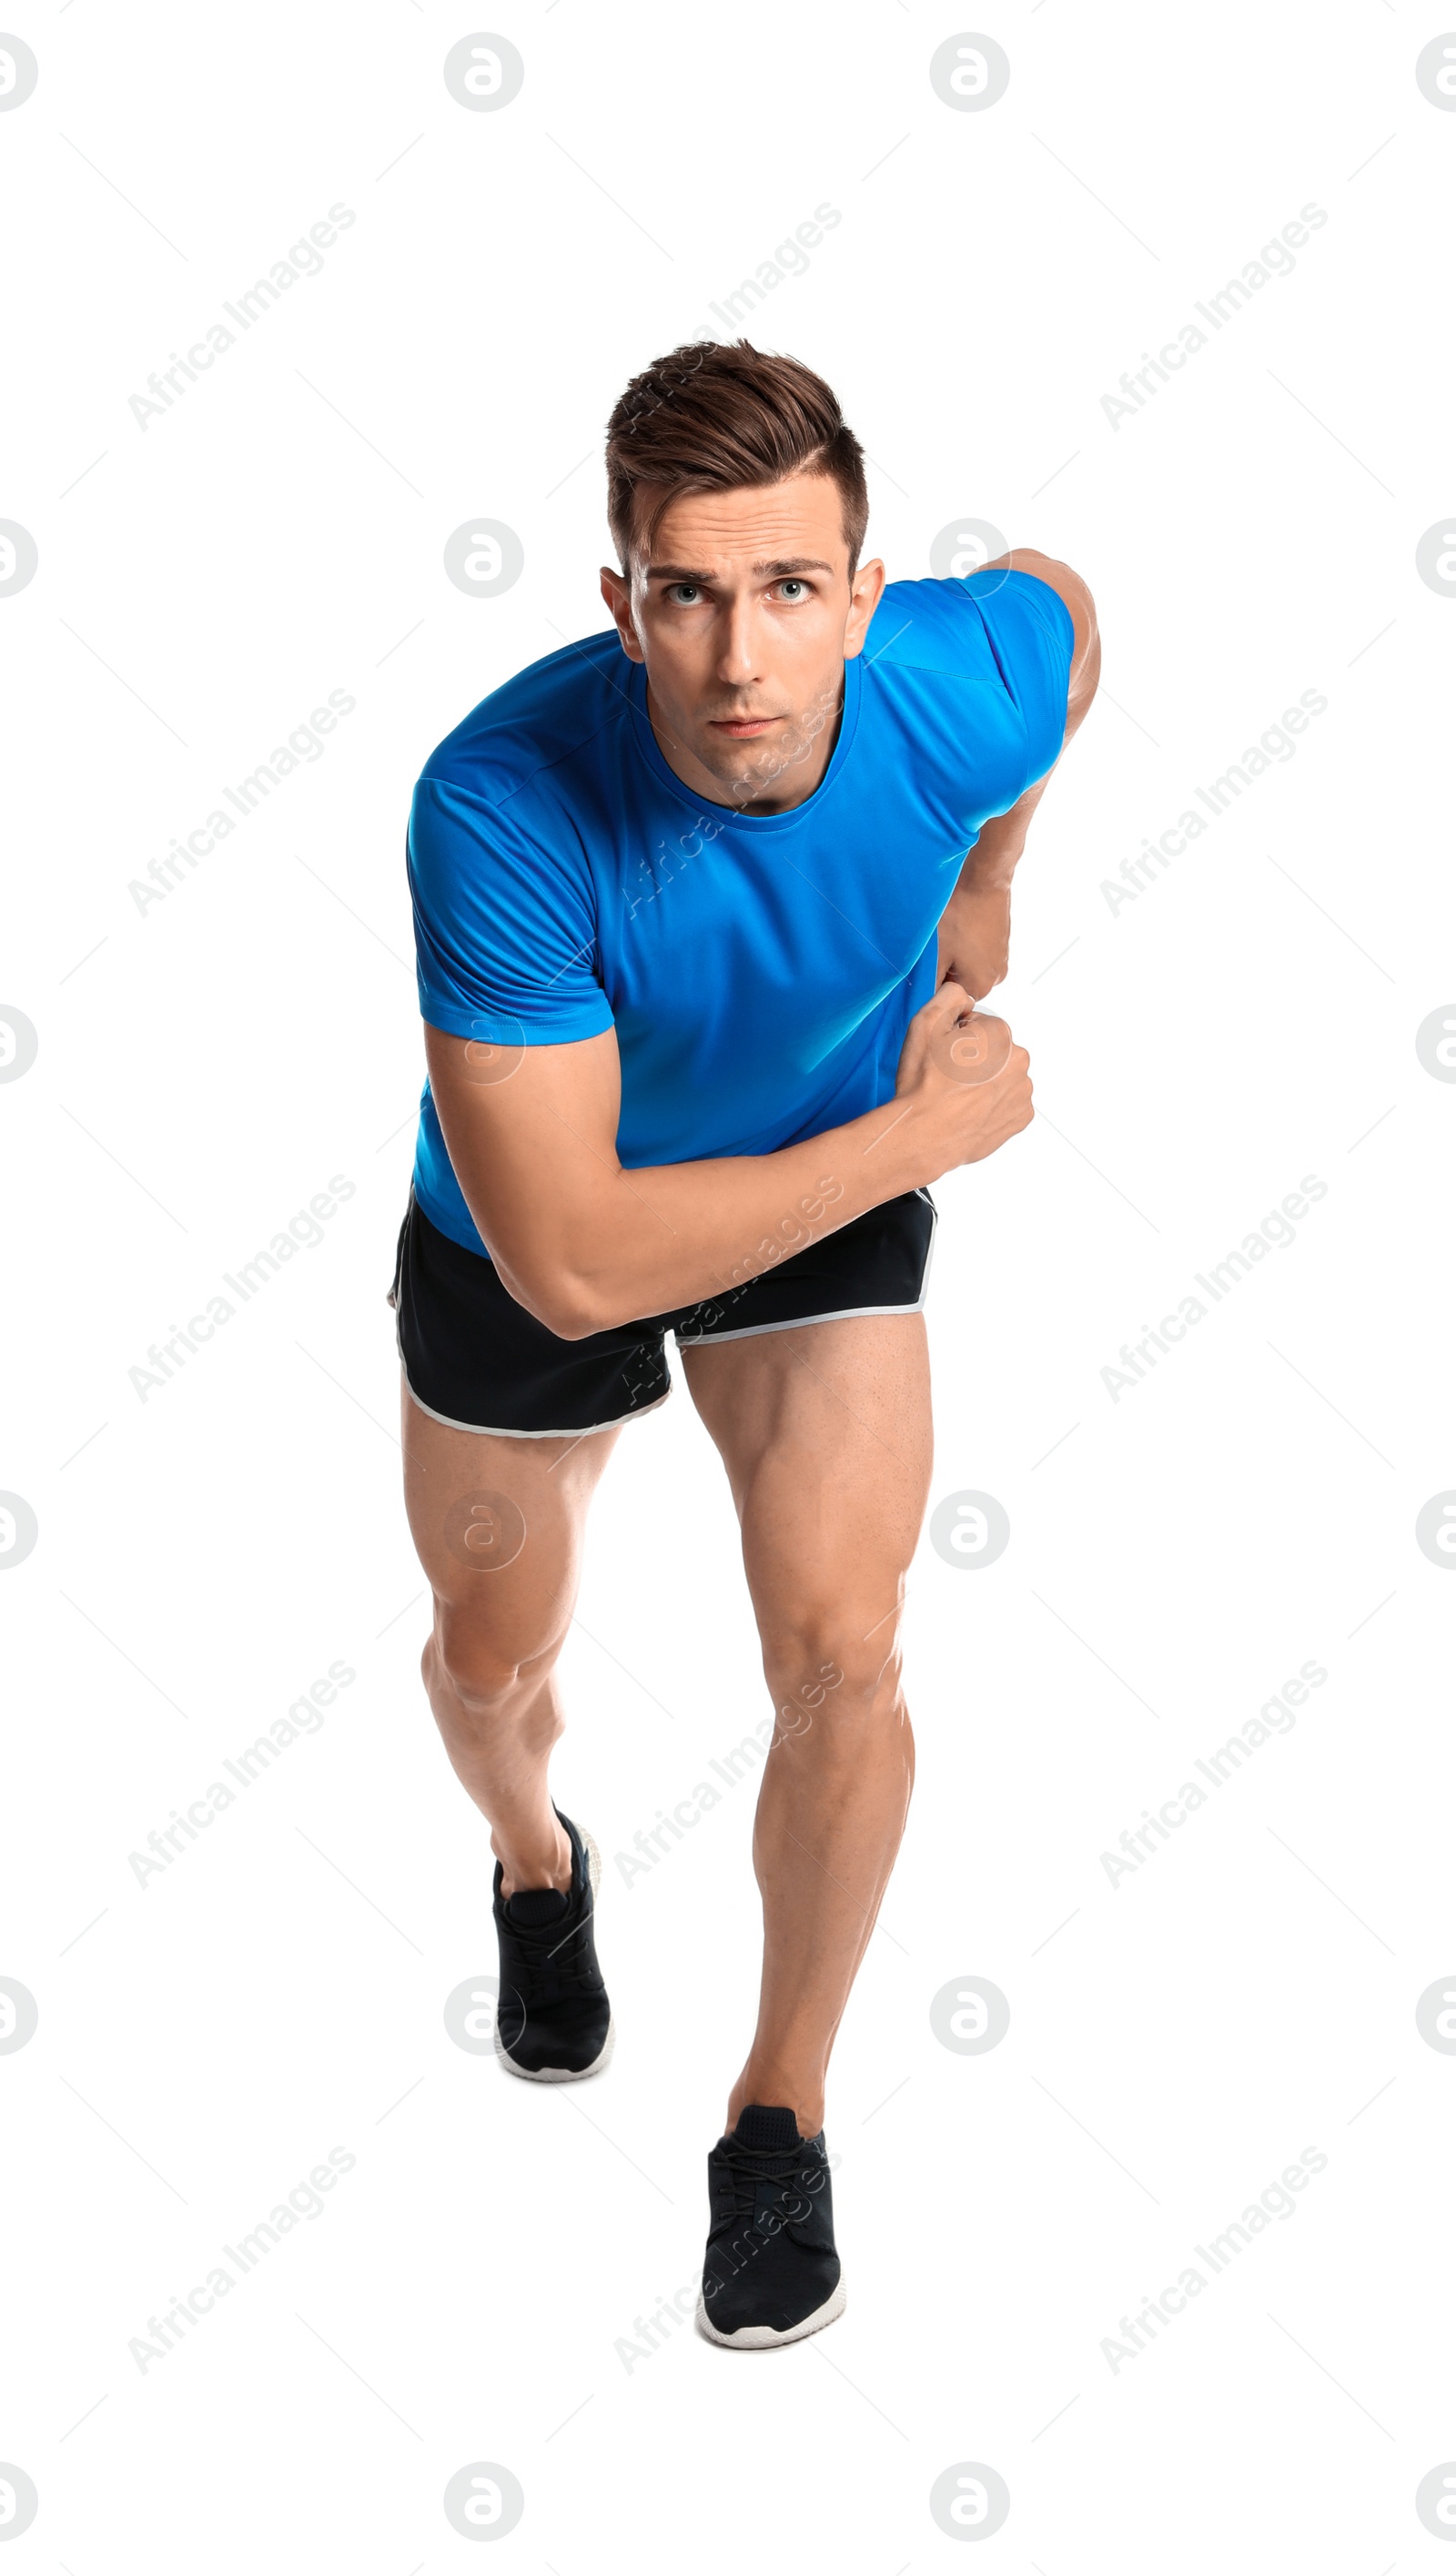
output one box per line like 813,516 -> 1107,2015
716,597 -> 761,686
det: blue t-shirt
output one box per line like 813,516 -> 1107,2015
408,568 -> 1074,1257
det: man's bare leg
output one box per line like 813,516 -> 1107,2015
399,1375 -> 621,1898
680,1312 -> 934,2138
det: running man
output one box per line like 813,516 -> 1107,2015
393,341 -> 1098,2348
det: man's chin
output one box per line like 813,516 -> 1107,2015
693,739 -> 775,800
698,724 -> 806,790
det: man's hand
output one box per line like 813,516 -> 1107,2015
893,981 -> 1033,1176
936,876 -> 1011,1002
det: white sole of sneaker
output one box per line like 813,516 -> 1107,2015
693,2278 -> 846,2349
494,2018 -> 616,2082
495,1825 -> 616,2084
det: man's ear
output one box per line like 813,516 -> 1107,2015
599,565 -> 644,662
843,557 -> 887,660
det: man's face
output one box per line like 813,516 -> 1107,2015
600,473 -> 885,813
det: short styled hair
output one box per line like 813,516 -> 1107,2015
604,340 -> 869,578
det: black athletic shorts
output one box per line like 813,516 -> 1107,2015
389,1186 -> 936,1438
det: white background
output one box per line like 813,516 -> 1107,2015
3,0 -> 1455,2566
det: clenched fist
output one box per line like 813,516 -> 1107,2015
894,981 -> 1034,1176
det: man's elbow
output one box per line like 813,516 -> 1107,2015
543,1289 -> 611,1343
996,550 -> 1097,732
1030,553 -> 1100,724
1069,610 -> 1101,724
498,1260 -> 609,1343
1013,550 -> 1097,665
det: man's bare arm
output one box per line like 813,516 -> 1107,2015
425,985 -> 1032,1339
937,551 -> 1100,998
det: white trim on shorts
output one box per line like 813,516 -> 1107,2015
396,1191 -> 936,1436
400,1365 -> 672,1441
676,1295 -> 926,1347
683,1197 -> 938,1346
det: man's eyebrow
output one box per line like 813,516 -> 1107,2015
644,556 -> 835,581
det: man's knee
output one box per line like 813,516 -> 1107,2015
760,1607 -> 904,1739
427,1605 -> 563,1725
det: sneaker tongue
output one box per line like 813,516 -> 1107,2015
505,1886 -> 571,1927
733,2104 -> 802,2152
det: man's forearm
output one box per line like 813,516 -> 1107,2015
517,1097 -> 933,1337
430,976 -> 1028,1344
936,778 -> 1053,995
956,777 -> 1051,893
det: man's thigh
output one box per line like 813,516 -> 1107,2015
678,1315 -> 934,1672
400,1373 -> 621,1662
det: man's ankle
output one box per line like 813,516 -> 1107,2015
496,1818 -> 572,1903
726,2082 -> 824,2140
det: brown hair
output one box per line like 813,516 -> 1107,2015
604,340 -> 869,578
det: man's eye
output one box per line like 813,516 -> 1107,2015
777,580 -> 808,601
666,583 -> 703,605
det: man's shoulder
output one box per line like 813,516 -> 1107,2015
864,569 -> 1071,688
418,626 -> 631,816
854,569 -> 1075,817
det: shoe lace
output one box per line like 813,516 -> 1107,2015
715,2136 -> 823,2232
500,1906 -> 600,2004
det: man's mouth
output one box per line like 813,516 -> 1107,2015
707,715 -> 780,739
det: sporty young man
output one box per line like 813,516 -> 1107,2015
393,342 -> 1098,2349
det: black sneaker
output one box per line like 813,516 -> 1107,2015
491,1809 -> 613,2082
695,2105 -> 845,2349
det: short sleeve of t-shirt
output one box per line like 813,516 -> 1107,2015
959,566 -> 1076,803
408,774 -> 614,1046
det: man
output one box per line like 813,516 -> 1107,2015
393,341 -> 1098,2349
